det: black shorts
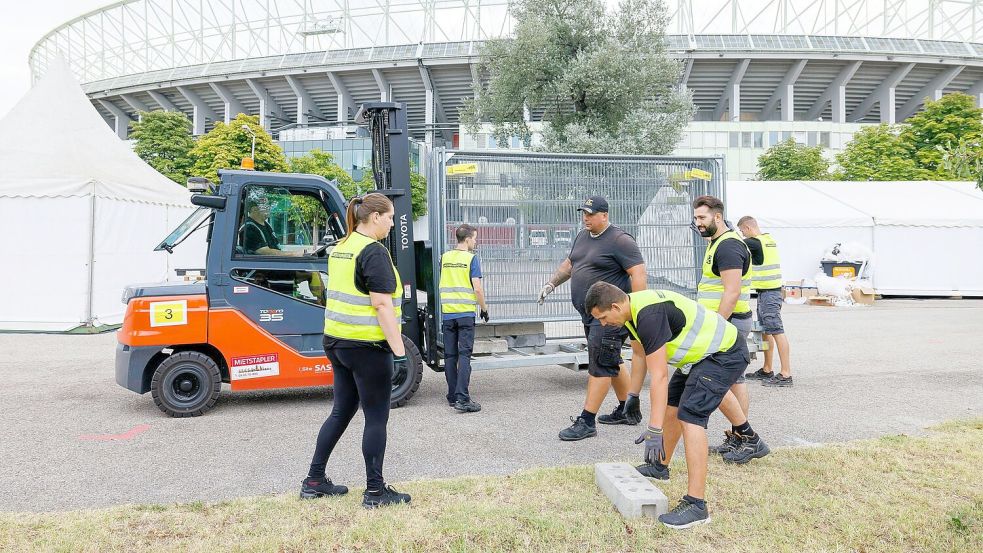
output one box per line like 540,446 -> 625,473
584,323 -> 629,377
666,340 -> 749,428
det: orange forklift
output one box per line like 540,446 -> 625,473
116,103 -> 431,416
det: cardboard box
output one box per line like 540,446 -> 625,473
801,287 -> 819,298
807,295 -> 836,307
851,286 -> 876,306
783,279 -> 803,299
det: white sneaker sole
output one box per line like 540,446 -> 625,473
662,516 -> 711,530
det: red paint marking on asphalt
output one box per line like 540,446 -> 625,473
79,424 -> 151,442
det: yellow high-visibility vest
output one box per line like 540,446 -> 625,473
625,289 -> 737,370
439,249 -> 478,315
698,230 -> 752,314
323,232 -> 402,341
751,233 -> 783,290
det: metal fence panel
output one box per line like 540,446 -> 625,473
428,149 -> 725,326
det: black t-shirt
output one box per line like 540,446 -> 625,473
709,235 -> 752,319
568,226 -> 644,322
744,237 -> 764,265
241,219 -> 280,254
325,237 -> 399,350
631,302 -> 687,356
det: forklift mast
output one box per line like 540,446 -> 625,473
355,102 -> 421,346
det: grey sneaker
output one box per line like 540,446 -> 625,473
453,399 -> 482,413
708,430 -> 741,455
659,497 -> 710,529
762,374 -> 793,387
745,367 -> 775,380
635,463 -> 670,481
597,404 -> 629,425
723,434 -> 771,464
558,416 -> 597,441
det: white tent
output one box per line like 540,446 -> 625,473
726,180 -> 983,296
0,58 -> 200,331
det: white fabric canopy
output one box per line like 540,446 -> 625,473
0,58 -> 202,331
726,180 -> 983,297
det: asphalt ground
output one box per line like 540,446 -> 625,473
1,299 -> 982,512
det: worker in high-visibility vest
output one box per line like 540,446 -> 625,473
738,216 -> 793,387
301,193 -> 411,509
693,195 -> 769,459
586,282 -> 770,530
438,223 -> 489,413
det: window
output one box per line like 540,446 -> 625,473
769,131 -> 779,146
475,134 -> 487,149
729,132 -> 739,148
237,184 -> 336,258
820,132 -> 831,148
231,268 -> 328,307
807,132 -> 818,147
741,132 -> 753,148
782,131 -> 792,141
753,132 -> 763,148
714,132 -> 728,148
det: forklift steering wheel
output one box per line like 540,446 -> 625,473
309,238 -> 341,257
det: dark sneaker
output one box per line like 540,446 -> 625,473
708,430 -> 741,455
659,497 -> 710,529
762,375 -> 793,387
745,367 -> 775,380
558,416 -> 597,441
299,477 -> 348,499
723,434 -> 771,464
362,485 -> 411,508
597,404 -> 629,425
624,395 -> 643,425
453,399 -> 482,413
635,463 -> 670,481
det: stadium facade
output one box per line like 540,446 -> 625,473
29,0 -> 983,180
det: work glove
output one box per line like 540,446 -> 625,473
623,394 -> 642,425
537,283 -> 555,305
393,354 -> 408,373
479,309 -> 489,323
634,426 -> 666,466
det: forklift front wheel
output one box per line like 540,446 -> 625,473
391,336 -> 423,408
150,351 -> 222,417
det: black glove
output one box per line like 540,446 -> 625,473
634,426 -> 666,465
479,309 -> 489,323
393,354 -> 408,372
624,394 -> 642,425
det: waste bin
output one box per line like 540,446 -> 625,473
821,261 -> 863,278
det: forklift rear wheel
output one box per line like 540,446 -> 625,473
391,335 -> 423,408
150,351 -> 222,417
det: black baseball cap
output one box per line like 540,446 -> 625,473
577,195 -> 609,214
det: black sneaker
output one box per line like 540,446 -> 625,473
624,395 -> 642,425
708,430 -> 741,455
635,463 -> 670,480
723,434 -> 771,464
762,374 -> 793,387
558,416 -> 597,441
299,477 -> 348,499
597,404 -> 629,425
362,485 -> 411,508
659,497 -> 711,529
453,399 -> 482,413
745,367 -> 775,380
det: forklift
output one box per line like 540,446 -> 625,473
116,102 -> 434,416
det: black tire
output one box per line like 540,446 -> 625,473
150,351 -> 221,417
391,335 -> 423,408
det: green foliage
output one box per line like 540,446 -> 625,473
189,114 -> 288,180
359,167 -> 428,220
900,93 -> 983,177
940,138 -> 983,190
129,111 -> 196,185
461,0 -> 693,155
835,125 -> 930,181
756,139 -> 831,180
288,149 -> 358,198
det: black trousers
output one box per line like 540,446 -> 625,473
308,340 -> 392,490
442,316 -> 475,403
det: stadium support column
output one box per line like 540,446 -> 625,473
714,59 -> 749,122
176,86 -> 217,135
327,72 -> 355,123
897,66 -> 965,121
209,83 -> 245,124
848,63 -> 914,124
761,60 -> 806,121
285,76 -> 325,125
807,61 -> 861,122
372,69 -> 391,102
147,90 -> 177,112
120,94 -> 148,121
97,99 -> 132,139
246,79 -> 288,131
966,80 -> 983,108
419,65 -> 435,148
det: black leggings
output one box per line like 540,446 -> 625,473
308,342 -> 393,490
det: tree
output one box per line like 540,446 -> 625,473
358,167 -> 428,220
835,125 -> 929,181
129,111 -> 196,185
289,149 -> 358,198
756,139 -> 830,180
940,137 -> 983,190
901,92 -> 983,178
461,0 -> 693,155
189,114 -> 288,180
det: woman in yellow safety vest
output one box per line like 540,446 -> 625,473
299,192 -> 411,508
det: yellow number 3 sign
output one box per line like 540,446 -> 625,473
149,300 -> 188,327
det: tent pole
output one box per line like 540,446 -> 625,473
84,193 -> 96,326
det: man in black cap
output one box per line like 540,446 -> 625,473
539,195 -> 649,440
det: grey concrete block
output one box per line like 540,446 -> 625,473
474,322 -> 545,338
505,333 -> 547,347
472,338 -> 508,354
594,462 -> 669,519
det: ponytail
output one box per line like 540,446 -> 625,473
341,192 -> 393,243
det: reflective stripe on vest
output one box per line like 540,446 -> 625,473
439,249 -> 478,315
698,230 -> 752,314
624,289 -> 737,369
323,232 -> 402,341
751,233 -> 783,290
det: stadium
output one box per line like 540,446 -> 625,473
28,0 -> 983,179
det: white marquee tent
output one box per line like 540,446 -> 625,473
0,58 -> 201,331
727,180 -> 983,296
